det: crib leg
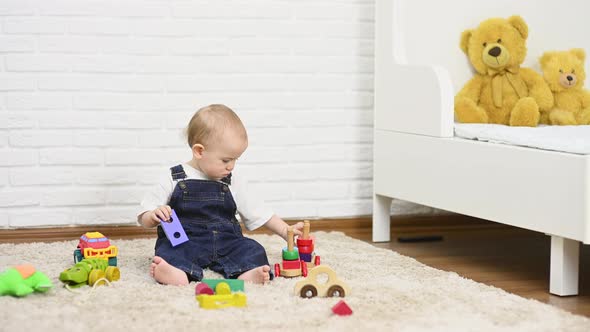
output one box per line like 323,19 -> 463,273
372,194 -> 393,242
549,236 -> 580,296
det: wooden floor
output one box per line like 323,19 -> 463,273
323,215 -> 590,318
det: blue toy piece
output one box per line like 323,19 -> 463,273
160,209 -> 189,247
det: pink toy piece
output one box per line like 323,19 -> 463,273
195,282 -> 214,295
160,209 -> 189,247
332,300 -> 353,316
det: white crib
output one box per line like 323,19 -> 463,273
372,0 -> 590,296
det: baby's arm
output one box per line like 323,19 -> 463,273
263,215 -> 304,242
139,205 -> 172,228
231,171 -> 303,241
138,171 -> 174,227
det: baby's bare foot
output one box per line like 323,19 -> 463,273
237,265 -> 271,284
150,256 -> 189,286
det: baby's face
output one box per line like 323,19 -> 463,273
199,132 -> 247,180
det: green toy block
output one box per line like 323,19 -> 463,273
282,247 -> 299,260
201,279 -> 244,292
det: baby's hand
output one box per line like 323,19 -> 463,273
290,221 -> 304,238
150,205 -> 172,224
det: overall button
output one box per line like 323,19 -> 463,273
222,185 -> 229,192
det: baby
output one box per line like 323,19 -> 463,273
138,104 -> 303,285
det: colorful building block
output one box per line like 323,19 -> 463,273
195,280 -> 247,310
195,283 -> 214,295
160,209 -> 189,247
299,253 -> 313,262
282,260 -> 302,269
274,227 -> 308,278
196,292 -> 247,309
297,220 -> 320,268
215,282 -> 231,295
332,300 -> 353,316
200,279 -> 244,292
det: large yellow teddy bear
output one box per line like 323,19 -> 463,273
455,16 -> 553,126
539,48 -> 590,125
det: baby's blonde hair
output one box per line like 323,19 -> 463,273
185,104 -> 247,148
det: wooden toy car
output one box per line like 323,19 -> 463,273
274,227 -> 308,278
293,265 -> 350,299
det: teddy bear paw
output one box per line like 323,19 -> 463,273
575,109 -> 590,125
454,98 -> 489,123
550,109 -> 577,126
509,97 -> 540,127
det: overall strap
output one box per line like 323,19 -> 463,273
220,173 -> 232,185
170,164 -> 187,181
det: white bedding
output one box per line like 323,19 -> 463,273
454,124 -> 590,155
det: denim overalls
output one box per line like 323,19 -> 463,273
155,165 -> 270,281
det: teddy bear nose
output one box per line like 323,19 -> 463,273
488,46 -> 502,57
566,75 -> 573,81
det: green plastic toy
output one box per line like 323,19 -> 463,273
0,265 -> 53,297
59,258 -> 121,288
200,279 -> 245,292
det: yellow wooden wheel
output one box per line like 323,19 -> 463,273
105,266 -> 120,282
88,269 -> 106,286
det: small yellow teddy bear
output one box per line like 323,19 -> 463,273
539,48 -> 590,125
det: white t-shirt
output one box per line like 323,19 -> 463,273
138,164 -> 274,231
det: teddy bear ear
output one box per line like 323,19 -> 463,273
508,15 -> 528,39
460,30 -> 472,54
539,52 -> 553,68
570,48 -> 586,62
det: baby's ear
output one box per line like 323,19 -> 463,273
570,48 -> 586,62
508,15 -> 528,39
460,30 -> 472,54
191,143 -> 205,158
539,52 -> 554,69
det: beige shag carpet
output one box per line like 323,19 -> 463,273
1,231 -> 589,332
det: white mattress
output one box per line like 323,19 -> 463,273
454,124 -> 590,155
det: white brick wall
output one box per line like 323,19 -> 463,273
0,0 -> 431,228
